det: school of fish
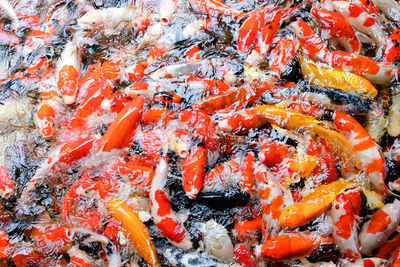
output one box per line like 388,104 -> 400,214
0,0 -> 400,266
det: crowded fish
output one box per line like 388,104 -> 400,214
0,0 -> 399,266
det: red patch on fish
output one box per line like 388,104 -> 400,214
367,209 -> 391,234
363,17 -> 375,27
155,190 -> 172,217
156,217 -> 185,243
348,4 -> 363,18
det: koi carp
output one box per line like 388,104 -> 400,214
299,57 -> 378,100
34,91 -> 62,139
330,192 -> 361,260
311,8 -> 361,54
56,41 -> 81,105
181,145 -> 207,199
150,155 -> 192,249
190,0 -> 245,19
332,1 -> 387,46
107,198 -> 159,266
333,111 -> 389,196
359,200 -> 400,256
256,232 -> 334,260
279,180 -> 354,228
99,96 -> 145,152
254,163 -> 283,240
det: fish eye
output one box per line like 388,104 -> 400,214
297,30 -> 303,37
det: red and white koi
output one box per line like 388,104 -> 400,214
150,155 -> 192,249
254,163 -> 283,240
293,20 -> 394,84
358,199 -> 400,256
66,79 -> 114,136
112,157 -> 155,196
330,192 -> 361,260
136,128 -> 163,160
178,109 -> 223,152
75,174 -> 121,201
342,188 -> 362,218
147,40 -> 171,64
134,22 -> 165,51
332,1 -> 387,46
333,111 -> 389,196
56,41 -> 81,105
292,19 -> 328,61
61,172 -> 94,222
34,91 -> 62,139
311,8 -> 361,54
142,105 -> 176,126
143,105 -> 174,125
351,0 -> 380,15
17,13 -> 41,30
